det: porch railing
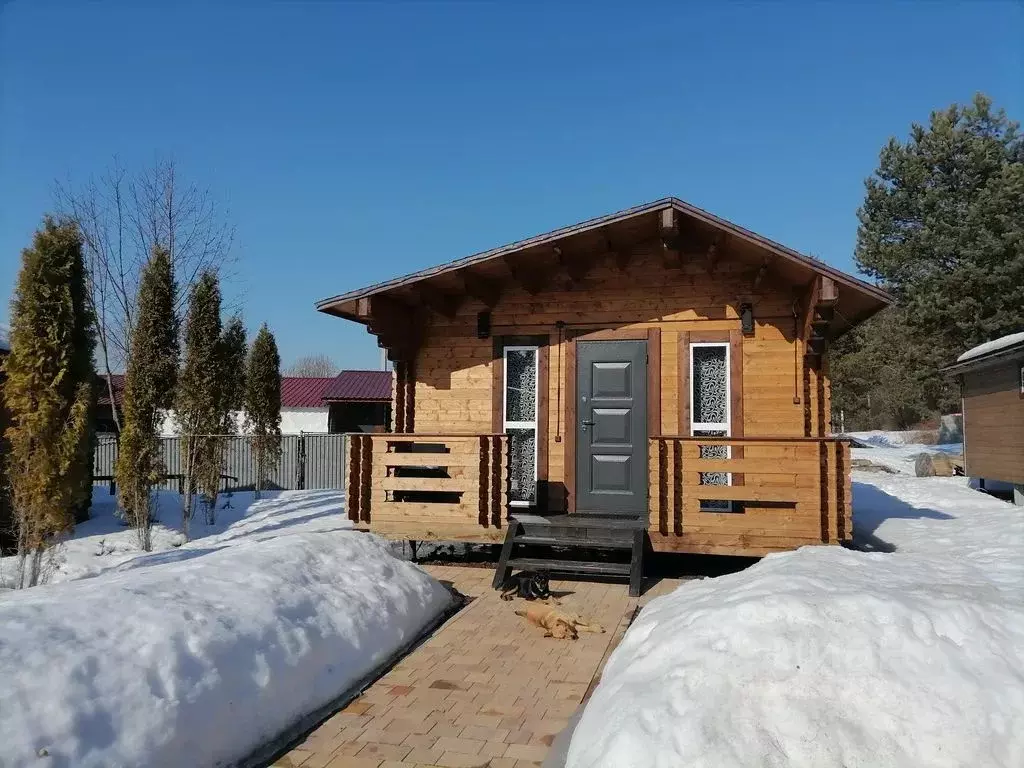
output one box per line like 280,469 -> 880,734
650,436 -> 852,545
346,433 -> 510,535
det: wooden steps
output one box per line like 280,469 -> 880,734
505,558 -> 632,576
492,513 -> 646,597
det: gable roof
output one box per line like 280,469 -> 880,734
315,197 -> 891,333
323,370 -> 392,402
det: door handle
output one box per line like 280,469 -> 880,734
581,419 -> 595,427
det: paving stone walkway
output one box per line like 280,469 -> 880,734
271,566 -> 681,768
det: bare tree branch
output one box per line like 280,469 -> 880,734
285,354 -> 339,378
54,157 -> 238,433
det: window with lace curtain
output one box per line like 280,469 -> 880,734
690,343 -> 733,511
504,346 -> 538,506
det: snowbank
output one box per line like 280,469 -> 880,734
568,463 -> 1024,767
0,488 -> 348,587
0,492 -> 454,768
956,330 -> 1024,362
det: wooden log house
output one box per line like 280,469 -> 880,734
317,198 -> 890,593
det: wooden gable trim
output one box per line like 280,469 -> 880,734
317,199 -> 891,320
491,334 -> 550,509
564,327 -> 661,514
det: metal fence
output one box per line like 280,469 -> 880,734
93,432 -> 349,493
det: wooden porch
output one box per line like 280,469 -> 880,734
345,432 -> 852,556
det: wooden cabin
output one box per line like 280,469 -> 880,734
318,198 -> 890,591
943,332 -> 1024,505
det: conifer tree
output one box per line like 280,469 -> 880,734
218,315 -> 247,435
176,271 -> 222,537
849,93 -> 1024,417
245,325 -> 282,498
2,217 -> 95,586
115,245 -> 178,549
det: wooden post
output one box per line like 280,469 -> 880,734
657,438 -> 668,535
818,440 -> 830,544
359,436 -> 373,524
672,438 -> 683,536
491,435 -> 506,527
347,436 -> 362,522
478,436 -> 490,526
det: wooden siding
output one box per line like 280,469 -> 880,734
963,360 -> 1024,484
385,240 -> 840,554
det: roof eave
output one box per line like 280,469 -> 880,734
314,196 -> 893,316
940,344 -> 1024,375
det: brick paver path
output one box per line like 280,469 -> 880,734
271,565 -> 681,768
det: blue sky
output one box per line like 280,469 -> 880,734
1,2 -> 1021,370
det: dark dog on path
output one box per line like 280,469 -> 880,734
500,570 -> 550,601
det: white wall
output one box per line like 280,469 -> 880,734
157,408 -> 328,436
279,408 -> 329,434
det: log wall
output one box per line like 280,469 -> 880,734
388,241 -> 842,553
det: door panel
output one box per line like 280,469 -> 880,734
576,340 -> 648,514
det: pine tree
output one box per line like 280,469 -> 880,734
115,245 -> 178,550
853,93 -> 1024,412
245,324 -> 282,498
218,315 -> 247,435
2,217 -> 95,587
176,271 -> 223,537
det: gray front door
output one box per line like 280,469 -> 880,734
576,340 -> 648,515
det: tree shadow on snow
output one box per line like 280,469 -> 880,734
851,481 -> 953,553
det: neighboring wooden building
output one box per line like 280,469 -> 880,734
318,198 -> 890,580
943,332 -> 1024,505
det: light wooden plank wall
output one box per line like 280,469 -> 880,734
400,244 -> 839,553
963,362 -> 1024,484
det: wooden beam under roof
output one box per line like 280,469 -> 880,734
501,253 -> 549,295
554,244 -> 595,283
412,282 -> 462,318
357,295 -> 422,362
459,269 -> 502,308
659,208 -> 682,268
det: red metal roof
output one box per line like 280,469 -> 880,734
323,370 -> 393,402
98,375 -> 339,409
96,374 -> 126,406
279,377 -> 335,408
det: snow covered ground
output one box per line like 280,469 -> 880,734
0,488 -> 346,588
0,490 -> 454,768
567,437 -> 1024,768
846,429 -> 964,475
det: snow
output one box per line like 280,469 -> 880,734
0,488 -> 343,586
0,322 -> 9,352
0,490 -> 454,768
846,430 -> 962,475
956,330 -> 1024,362
567,439 -> 1024,768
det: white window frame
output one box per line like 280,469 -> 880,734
503,345 -> 539,508
689,342 -> 733,511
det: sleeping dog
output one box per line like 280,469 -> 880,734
500,570 -> 551,601
514,603 -> 606,640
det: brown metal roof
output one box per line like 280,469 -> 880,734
323,370 -> 393,402
315,197 -> 892,319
